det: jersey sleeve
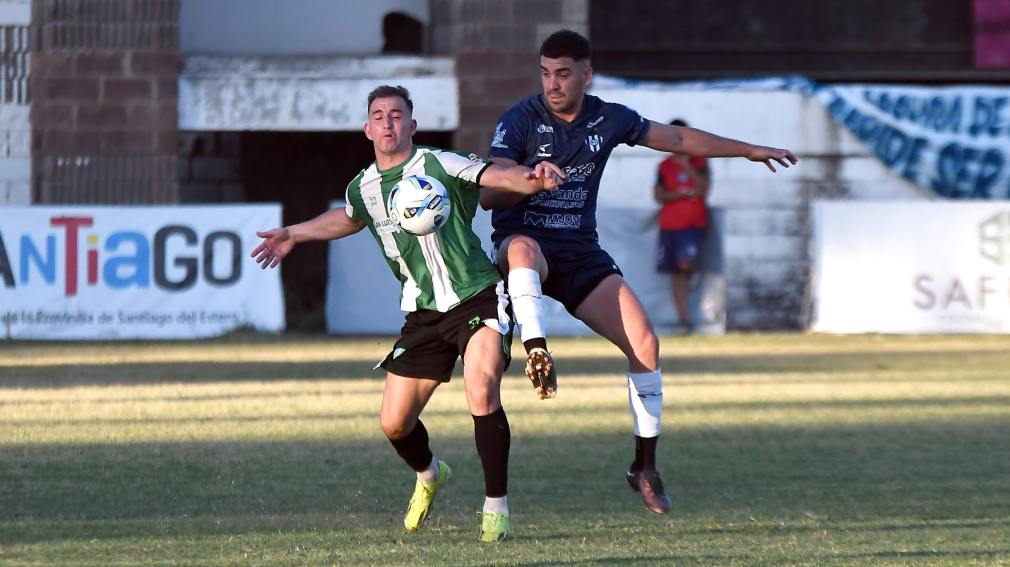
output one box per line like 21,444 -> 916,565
343,173 -> 366,221
613,103 -> 651,147
434,150 -> 492,190
487,105 -> 528,163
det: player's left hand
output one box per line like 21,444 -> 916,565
526,161 -> 566,189
747,146 -> 798,172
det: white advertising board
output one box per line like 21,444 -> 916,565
812,202 -> 1010,333
0,205 -> 285,339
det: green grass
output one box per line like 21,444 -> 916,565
1,333 -> 1009,566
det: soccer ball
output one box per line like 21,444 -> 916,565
387,174 -> 451,236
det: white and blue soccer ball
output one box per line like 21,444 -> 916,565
387,174 -> 451,236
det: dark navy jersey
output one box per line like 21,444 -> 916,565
487,93 -> 650,247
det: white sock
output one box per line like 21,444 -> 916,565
417,457 -> 439,485
628,370 -> 663,437
508,268 -> 545,343
483,495 -> 509,515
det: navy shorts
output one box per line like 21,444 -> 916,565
379,284 -> 513,382
498,236 -> 622,315
657,228 -> 705,273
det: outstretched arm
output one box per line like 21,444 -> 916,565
250,208 -> 366,269
480,158 -> 566,210
480,160 -> 565,194
642,121 -> 797,172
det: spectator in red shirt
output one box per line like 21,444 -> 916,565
654,119 -> 711,332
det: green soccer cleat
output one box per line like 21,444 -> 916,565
478,511 -> 510,543
403,460 -> 451,532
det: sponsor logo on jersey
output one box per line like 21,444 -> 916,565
587,116 -> 605,128
563,161 -> 596,182
523,211 -> 582,229
537,123 -> 554,134
536,143 -> 552,158
586,134 -> 603,153
374,217 -> 400,235
468,315 -> 481,329
491,122 -> 509,149
393,347 -> 407,359
467,153 -> 484,164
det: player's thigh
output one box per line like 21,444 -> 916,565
379,372 -> 441,438
573,274 -> 659,371
498,234 -> 549,279
461,326 -> 507,416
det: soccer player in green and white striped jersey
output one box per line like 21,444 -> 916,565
251,85 -> 564,543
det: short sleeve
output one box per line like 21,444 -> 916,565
614,103 -> 651,147
344,173 -> 366,221
487,105 -> 528,163
434,150 -> 492,190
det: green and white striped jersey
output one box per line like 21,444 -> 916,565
345,146 -> 502,313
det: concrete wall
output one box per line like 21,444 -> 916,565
592,82 -> 930,329
0,0 -> 30,205
179,0 -> 428,55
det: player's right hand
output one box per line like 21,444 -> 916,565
528,160 -> 566,189
250,227 -> 294,269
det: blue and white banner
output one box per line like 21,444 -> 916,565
595,75 -> 1010,200
0,205 -> 285,339
820,84 -> 1010,199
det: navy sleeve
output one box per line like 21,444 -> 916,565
487,105 -> 528,163
613,103 -> 651,147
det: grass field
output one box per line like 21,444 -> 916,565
2,333 -> 1009,566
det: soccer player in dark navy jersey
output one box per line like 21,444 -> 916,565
480,30 -> 797,515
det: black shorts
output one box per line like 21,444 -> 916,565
497,237 -> 622,315
379,283 -> 513,382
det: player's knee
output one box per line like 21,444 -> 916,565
676,261 -> 696,273
465,377 -> 502,415
506,235 -> 542,266
379,414 -> 411,440
630,329 -> 660,371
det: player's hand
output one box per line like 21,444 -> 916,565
526,161 -> 567,190
747,145 -> 798,172
250,227 -> 294,269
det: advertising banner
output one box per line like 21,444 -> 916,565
820,84 -> 1010,199
0,205 -> 284,339
812,202 -> 1010,333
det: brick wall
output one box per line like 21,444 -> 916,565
429,0 -> 588,154
29,0 -> 180,204
1,2 -> 31,205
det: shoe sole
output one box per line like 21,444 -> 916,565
525,349 -> 557,400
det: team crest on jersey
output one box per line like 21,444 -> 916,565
537,123 -> 554,134
586,134 -> 603,153
491,122 -> 508,149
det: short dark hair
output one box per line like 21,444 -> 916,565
367,85 -> 413,113
540,29 -> 591,61
670,119 -> 688,127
